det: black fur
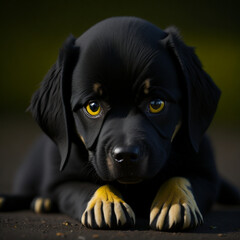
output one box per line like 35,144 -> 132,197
1,17 -> 239,231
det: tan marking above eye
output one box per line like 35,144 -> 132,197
93,83 -> 103,96
144,79 -> 151,95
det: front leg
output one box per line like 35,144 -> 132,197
54,183 -> 135,229
150,177 -> 203,231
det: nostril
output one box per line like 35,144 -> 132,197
114,152 -> 125,163
112,146 -> 140,163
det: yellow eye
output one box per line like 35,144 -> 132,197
86,101 -> 101,116
149,99 -> 165,113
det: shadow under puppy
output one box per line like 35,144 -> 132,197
1,16 -> 238,231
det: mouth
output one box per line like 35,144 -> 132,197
117,177 -> 143,184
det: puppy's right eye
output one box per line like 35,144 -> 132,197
149,99 -> 165,113
85,101 -> 101,116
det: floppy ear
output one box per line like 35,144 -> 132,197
162,27 -> 221,152
29,35 -> 79,171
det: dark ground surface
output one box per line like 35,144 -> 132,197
1,206 -> 240,240
0,115 -> 240,240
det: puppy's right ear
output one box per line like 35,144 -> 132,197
29,35 -> 79,171
162,27 -> 221,152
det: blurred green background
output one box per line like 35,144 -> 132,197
0,0 -> 240,126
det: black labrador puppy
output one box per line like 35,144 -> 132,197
1,17 -> 239,231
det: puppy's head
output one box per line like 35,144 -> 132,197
30,17 -> 220,183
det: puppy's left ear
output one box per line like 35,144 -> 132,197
162,27 -> 221,152
29,35 -> 79,171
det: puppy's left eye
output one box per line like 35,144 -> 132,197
149,99 -> 165,113
85,101 -> 101,116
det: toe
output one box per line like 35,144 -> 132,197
168,203 -> 182,229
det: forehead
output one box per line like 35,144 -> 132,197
71,17 -> 180,105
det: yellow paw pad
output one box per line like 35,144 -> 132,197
150,177 -> 203,231
81,185 -> 135,229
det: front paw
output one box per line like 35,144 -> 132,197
81,185 -> 135,229
150,177 -> 203,231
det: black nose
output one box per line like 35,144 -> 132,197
112,145 -> 140,163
